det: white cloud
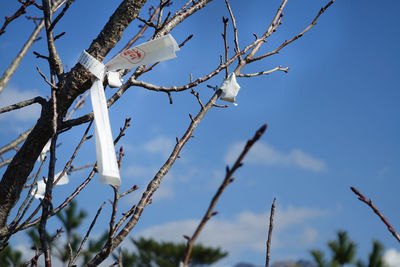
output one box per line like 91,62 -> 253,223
384,248 -> 400,267
299,227 -> 318,246
153,183 -> 175,200
143,136 -> 174,158
136,206 -> 328,254
123,164 -> 157,178
225,141 -> 327,172
0,87 -> 41,121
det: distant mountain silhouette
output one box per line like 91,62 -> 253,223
233,259 -> 315,267
233,263 -> 262,267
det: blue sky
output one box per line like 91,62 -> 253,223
1,0 -> 400,266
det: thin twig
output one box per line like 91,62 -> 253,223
128,52 -> 241,93
43,0 -> 64,77
64,91 -> 90,121
53,31 -> 65,41
239,0 -> 287,68
136,16 -> 157,28
113,118 -> 132,145
48,0 -> 73,32
21,228 -> 64,267
68,163 -> 95,173
0,158 -> 47,248
119,185 -> 139,198
213,103 -> 228,108
0,158 -> 13,168
38,119 -> 57,267
265,198 -> 276,267
224,0 -> 241,63
237,66 -> 289,78
0,0 -> 36,36
182,123 -> 267,266
112,206 -> 135,238
38,5 -> 60,258
118,7 -> 160,53
190,89 -> 204,109
36,66 -> 58,88
69,202 -> 106,267
54,120 -> 93,185
222,16 -> 229,78
248,0 -> 335,63
11,157 -> 47,228
0,20 -> 44,94
0,127 -> 33,155
108,187 -> 119,243
350,187 -> 400,243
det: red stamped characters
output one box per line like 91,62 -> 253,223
121,47 -> 145,64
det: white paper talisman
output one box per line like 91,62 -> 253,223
78,34 -> 180,186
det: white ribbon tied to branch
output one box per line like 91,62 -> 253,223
78,34 -> 180,187
32,171 -> 69,199
219,72 -> 240,106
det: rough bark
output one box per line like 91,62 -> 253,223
0,0 -> 147,237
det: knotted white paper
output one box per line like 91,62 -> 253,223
78,34 -> 179,187
37,141 -> 51,162
219,73 -> 240,106
32,171 -> 69,199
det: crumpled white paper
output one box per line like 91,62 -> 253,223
32,171 -> 69,199
37,141 -> 51,162
78,34 -> 179,187
219,72 -> 240,106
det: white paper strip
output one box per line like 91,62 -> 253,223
219,73 -> 240,106
78,34 -> 180,187
79,51 -> 121,187
105,34 -> 180,71
32,171 -> 69,199
91,79 -> 121,186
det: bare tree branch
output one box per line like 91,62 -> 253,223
350,186 -> 400,243
0,158 -> 12,168
0,97 -> 46,115
48,0 -> 74,32
182,123 -> 267,266
118,6 -> 160,53
43,0 -> 64,78
265,198 -> 276,267
0,0 -> 36,36
0,0 -> 69,94
222,16 -> 229,78
21,228 -> 64,267
69,202 -> 106,267
224,0 -> 241,63
0,127 -> 33,155
0,21 -> 44,94
248,0 -> 335,63
237,66 -> 289,78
